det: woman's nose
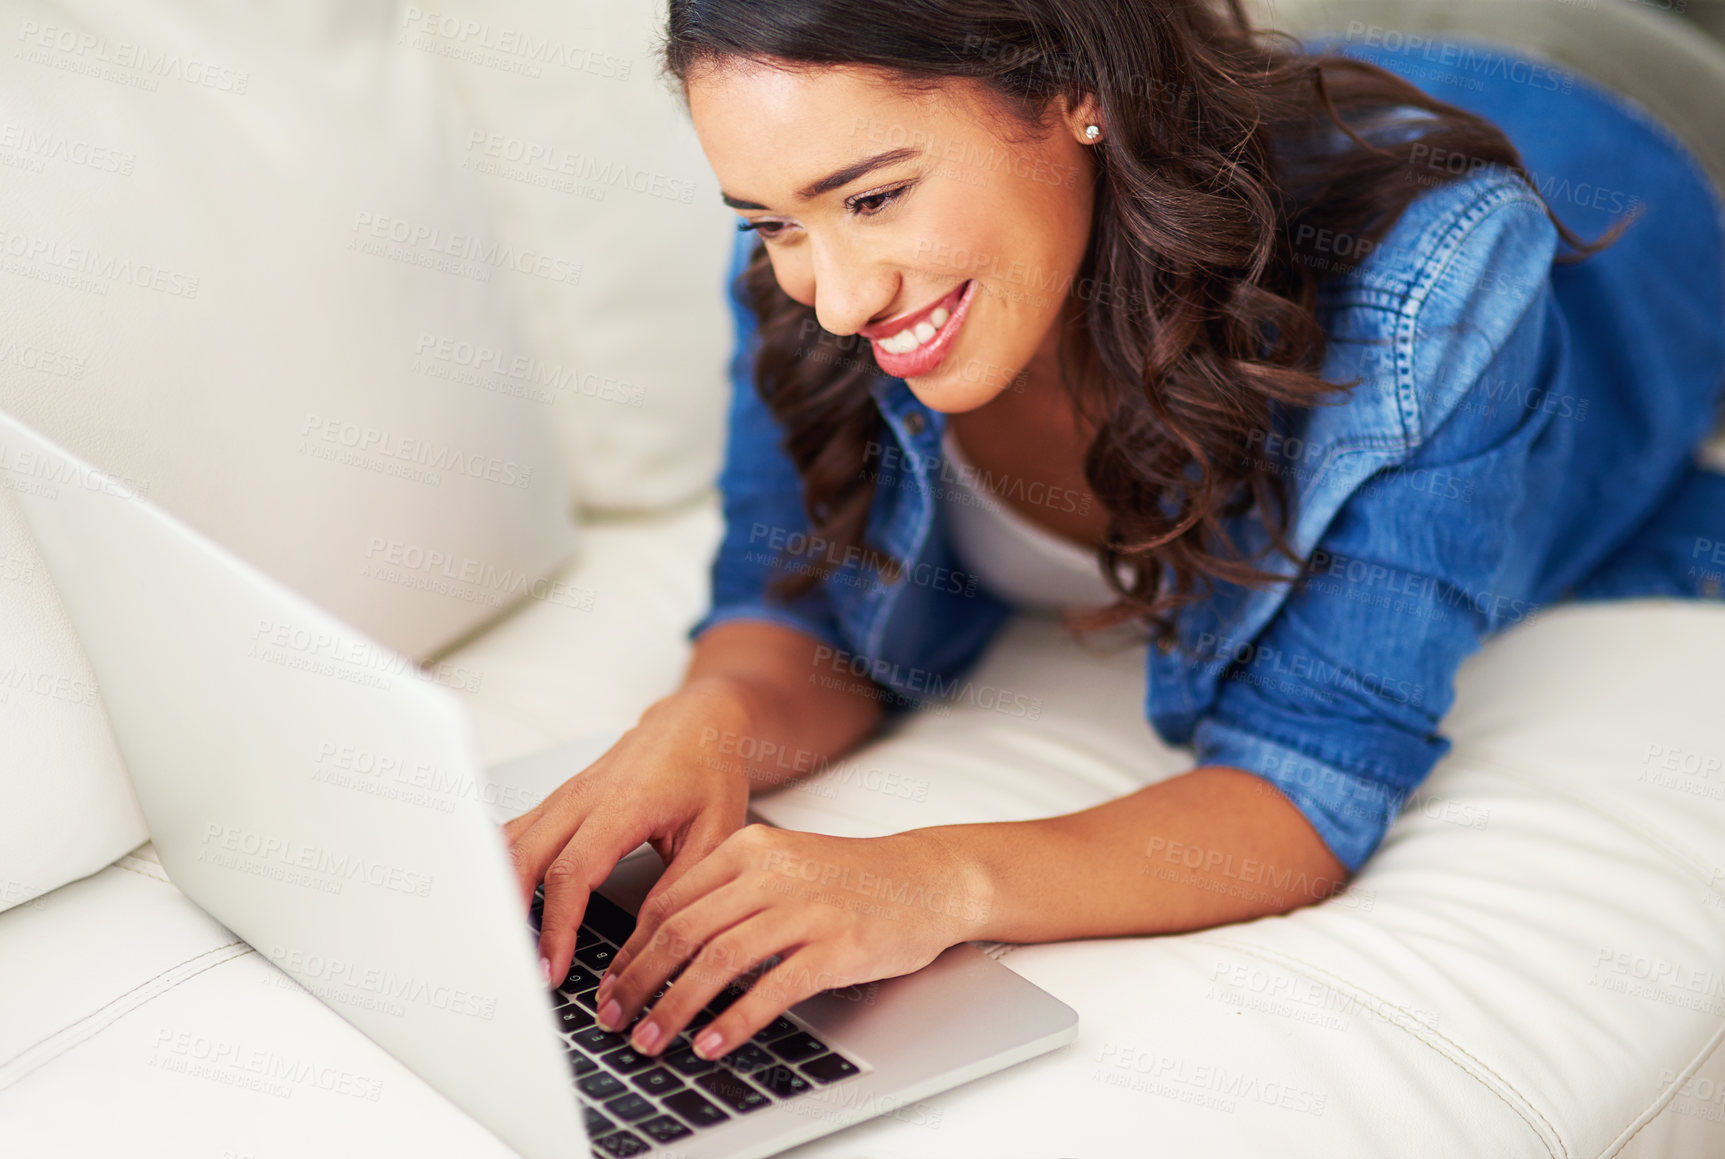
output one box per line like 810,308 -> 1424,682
809,235 -> 893,338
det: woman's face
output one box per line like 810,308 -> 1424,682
687,59 -> 1100,414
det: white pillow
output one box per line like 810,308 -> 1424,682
0,485 -> 145,916
0,0 -> 581,911
0,0 -> 579,662
421,0 -> 738,512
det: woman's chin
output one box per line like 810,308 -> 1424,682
902,355 -> 1020,415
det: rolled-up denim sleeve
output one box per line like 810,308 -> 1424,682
689,230 -> 846,650
1193,186 -> 1562,873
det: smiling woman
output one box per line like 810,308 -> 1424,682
499,0 -> 1725,1079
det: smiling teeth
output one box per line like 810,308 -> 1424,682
880,304 -> 956,355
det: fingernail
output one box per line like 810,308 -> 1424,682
632,1022 -> 661,1053
693,1029 -> 723,1059
598,999 -> 622,1030
540,957 -> 551,987
595,973 -> 615,1005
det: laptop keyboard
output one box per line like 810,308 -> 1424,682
530,887 -> 864,1157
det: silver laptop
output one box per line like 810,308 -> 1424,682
0,409 -> 1078,1159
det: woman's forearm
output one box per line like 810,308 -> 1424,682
913,766 -> 1352,945
676,620 -> 885,793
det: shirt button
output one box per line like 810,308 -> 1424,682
1156,635 -> 1177,654
902,411 -> 926,437
1703,576 -> 1722,599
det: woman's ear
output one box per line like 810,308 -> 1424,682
1059,91 -> 1105,144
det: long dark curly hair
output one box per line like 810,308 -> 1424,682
663,0 -> 1611,650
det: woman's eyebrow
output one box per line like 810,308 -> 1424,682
719,146 -> 922,210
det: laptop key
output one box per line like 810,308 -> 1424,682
567,1050 -> 599,1077
661,1088 -> 730,1128
661,1047 -> 717,1077
707,984 -> 748,1014
752,1016 -> 800,1043
798,1052 -> 861,1084
715,1042 -> 776,1072
695,1068 -> 770,1114
574,924 -> 611,950
571,1026 -> 630,1054
561,962 -> 602,993
769,1032 -> 828,1063
575,942 -> 618,971
598,1046 -> 657,1075
556,1005 -> 596,1033
603,1092 -> 655,1122
582,1106 -> 614,1137
636,1114 -> 694,1144
591,1130 -> 650,1157
577,1072 -> 626,1100
752,1064 -> 814,1099
631,1067 -> 685,1096
583,893 -> 639,943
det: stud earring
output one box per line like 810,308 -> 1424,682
1084,124 -> 1101,142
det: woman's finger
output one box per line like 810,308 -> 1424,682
620,907 -> 810,1058
631,812 -> 742,930
536,814 -> 656,990
599,875 -> 762,1037
686,945 -> 847,1063
502,770 -> 600,909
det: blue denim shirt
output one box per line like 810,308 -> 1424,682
692,40 -> 1725,873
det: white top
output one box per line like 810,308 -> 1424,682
937,427 -> 1120,615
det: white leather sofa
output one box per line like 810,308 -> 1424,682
4,1 -> 1725,1156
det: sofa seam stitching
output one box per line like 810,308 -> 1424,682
1601,1019 -> 1725,1158
0,940 -> 250,1077
1211,937 -> 1567,1158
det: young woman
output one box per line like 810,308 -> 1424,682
504,0 -> 1725,1068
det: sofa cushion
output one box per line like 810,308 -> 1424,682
427,0 -> 738,513
5,553 -> 1725,1155
0,0 -> 578,662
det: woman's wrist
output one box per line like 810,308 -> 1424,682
889,826 -> 1002,947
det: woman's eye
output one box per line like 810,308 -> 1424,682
847,186 -> 907,217
737,218 -> 792,239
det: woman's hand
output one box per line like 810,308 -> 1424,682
503,677 -> 756,990
589,824 -> 993,1061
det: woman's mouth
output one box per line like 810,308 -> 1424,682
861,280 -> 977,379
